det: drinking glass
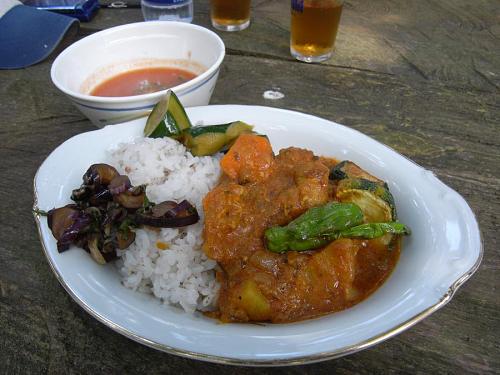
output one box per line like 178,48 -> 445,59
290,0 -> 344,62
210,0 -> 251,32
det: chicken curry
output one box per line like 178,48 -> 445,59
203,134 -> 408,323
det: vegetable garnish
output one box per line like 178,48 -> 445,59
183,121 -> 254,156
265,202 -> 363,253
135,200 -> 199,227
265,202 -> 410,253
144,90 -> 258,156
330,161 -> 397,222
46,163 -> 200,264
336,222 -> 410,238
144,90 -> 192,139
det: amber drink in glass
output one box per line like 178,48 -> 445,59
290,0 -> 343,62
211,0 -> 251,32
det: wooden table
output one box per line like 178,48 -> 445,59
1,0 -> 498,373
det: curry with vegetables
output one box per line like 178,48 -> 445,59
203,134 -> 410,323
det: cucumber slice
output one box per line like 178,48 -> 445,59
144,90 -> 192,139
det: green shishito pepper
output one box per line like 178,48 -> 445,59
265,202 -> 363,253
265,202 -> 410,253
337,222 -> 410,239
289,202 -> 364,240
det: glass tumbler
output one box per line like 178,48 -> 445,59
210,0 -> 251,32
290,0 -> 344,62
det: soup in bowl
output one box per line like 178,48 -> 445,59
51,21 -> 225,127
89,67 -> 198,97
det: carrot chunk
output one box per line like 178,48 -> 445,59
220,134 -> 274,183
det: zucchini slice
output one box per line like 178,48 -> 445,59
225,121 -> 254,139
187,123 -> 232,138
330,161 -> 383,183
187,132 -> 229,156
144,93 -> 258,157
183,121 -> 254,156
144,90 -> 192,138
331,161 -> 397,221
336,185 -> 393,223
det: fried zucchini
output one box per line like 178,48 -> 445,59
329,160 -> 383,183
330,161 -> 397,222
182,121 -> 254,156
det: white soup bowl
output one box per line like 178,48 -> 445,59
51,21 -> 225,127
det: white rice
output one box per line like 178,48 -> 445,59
108,137 -> 221,312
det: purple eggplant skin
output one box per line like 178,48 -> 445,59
114,191 -> 146,209
83,164 -> 119,187
47,206 -> 92,253
135,200 -> 200,228
139,214 -> 200,228
108,175 -> 132,195
71,185 -> 92,202
88,187 -> 113,206
72,164 -> 121,205
46,163 -> 200,264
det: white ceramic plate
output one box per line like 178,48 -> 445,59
33,105 -> 482,366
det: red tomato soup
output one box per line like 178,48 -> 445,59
90,67 -> 197,97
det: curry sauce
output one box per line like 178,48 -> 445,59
203,135 -> 400,323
